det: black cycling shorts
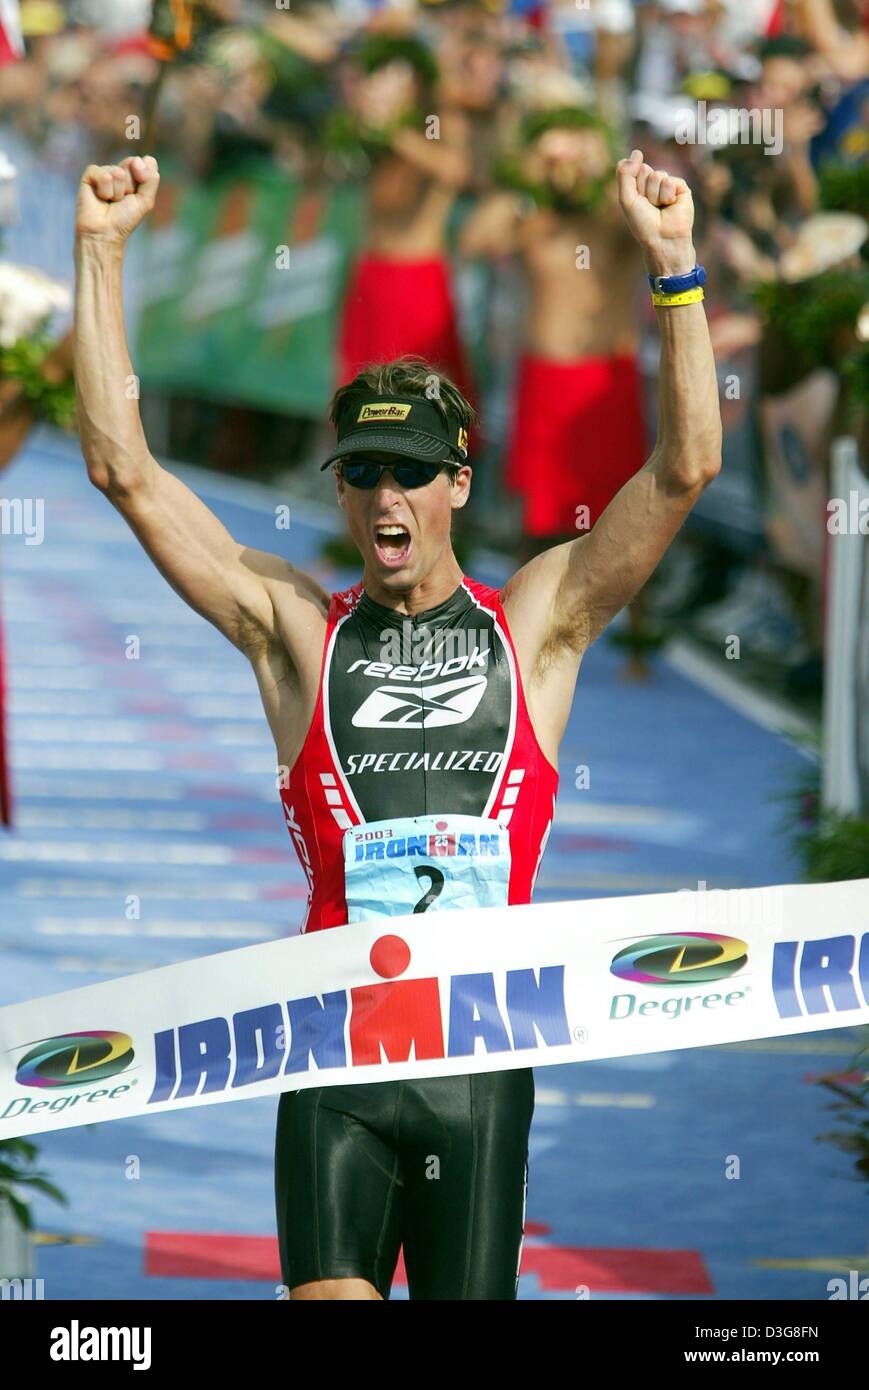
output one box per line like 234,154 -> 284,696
274,1068 -> 535,1300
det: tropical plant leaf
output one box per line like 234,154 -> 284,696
2,1192 -> 33,1232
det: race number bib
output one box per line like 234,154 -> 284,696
343,814 -> 512,923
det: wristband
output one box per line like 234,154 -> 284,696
647,264 -> 706,296
651,286 -> 705,307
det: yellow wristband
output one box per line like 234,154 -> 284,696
651,287 -> 705,307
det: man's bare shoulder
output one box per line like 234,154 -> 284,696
500,543 -> 568,616
250,550 -> 330,608
500,540 -> 593,680
236,547 -> 331,658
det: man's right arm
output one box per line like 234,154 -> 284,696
74,157 -> 320,655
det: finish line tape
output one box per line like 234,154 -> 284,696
1,878 -> 868,1138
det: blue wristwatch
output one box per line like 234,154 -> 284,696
647,264 -> 707,295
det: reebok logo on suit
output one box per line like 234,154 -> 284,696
279,578 -> 559,933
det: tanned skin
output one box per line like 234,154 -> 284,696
73,149 -> 721,1298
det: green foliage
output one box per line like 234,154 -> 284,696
777,755 -> 869,1189
814,1048 -> 869,1190
493,105 -> 621,215
323,106 -> 425,161
606,626 -> 669,655
754,34 -> 813,62
818,163 -> 869,217
0,1138 -> 67,1232
357,34 -> 439,85
255,29 -> 330,106
451,532 -> 470,570
776,758 -> 869,882
801,813 -> 869,882
842,347 -> 869,419
494,153 -> 612,216
320,534 -> 362,569
750,267 -> 869,369
520,105 -> 618,152
0,337 -> 76,429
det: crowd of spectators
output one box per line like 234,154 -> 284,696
0,0 -> 867,702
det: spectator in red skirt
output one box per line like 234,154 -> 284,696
460,107 -> 648,558
333,33 -> 475,403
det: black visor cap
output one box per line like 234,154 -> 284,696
321,392 -> 470,470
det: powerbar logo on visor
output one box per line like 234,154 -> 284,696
357,403 -> 412,423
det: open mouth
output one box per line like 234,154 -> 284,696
373,524 -> 412,569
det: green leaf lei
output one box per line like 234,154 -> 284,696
0,336 -> 76,430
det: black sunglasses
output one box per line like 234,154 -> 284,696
337,459 -> 451,491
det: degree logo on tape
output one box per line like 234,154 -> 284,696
610,933 -> 749,986
13,1031 -> 135,1089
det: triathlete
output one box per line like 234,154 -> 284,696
72,150 -> 721,1300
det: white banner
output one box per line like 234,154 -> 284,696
1,879 -> 868,1139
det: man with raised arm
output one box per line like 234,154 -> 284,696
73,148 -> 720,1301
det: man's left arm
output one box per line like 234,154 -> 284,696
503,150 -> 722,670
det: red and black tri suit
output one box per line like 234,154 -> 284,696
275,577 -> 559,1300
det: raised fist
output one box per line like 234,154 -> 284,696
616,149 -> 695,274
76,156 -> 160,245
